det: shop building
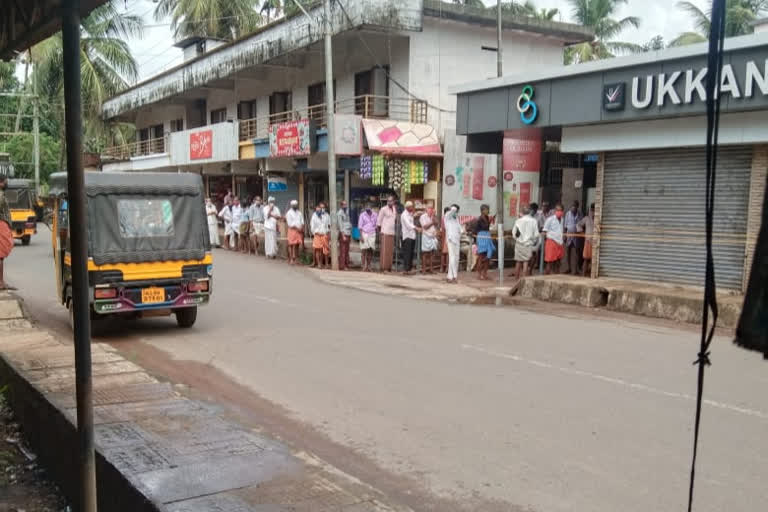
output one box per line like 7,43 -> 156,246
451,33 -> 768,291
99,0 -> 590,219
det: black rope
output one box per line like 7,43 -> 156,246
687,1 -> 726,510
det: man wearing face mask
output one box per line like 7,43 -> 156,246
311,202 -> 331,268
377,195 -> 398,272
400,201 -> 417,274
285,199 -> 304,265
205,198 -> 221,248
564,200 -> 584,275
263,197 -> 281,259
358,202 -> 377,272
0,175 -> 13,290
542,204 -> 565,275
445,204 -> 463,283
337,200 -> 352,270
419,205 -> 438,274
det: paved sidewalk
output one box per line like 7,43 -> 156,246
0,292 -> 408,512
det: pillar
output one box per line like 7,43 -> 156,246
591,152 -> 605,279
744,145 -> 767,291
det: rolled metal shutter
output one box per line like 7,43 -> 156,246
600,146 -> 750,290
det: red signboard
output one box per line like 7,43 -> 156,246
502,136 -> 542,173
269,119 -> 314,157
190,130 -> 213,160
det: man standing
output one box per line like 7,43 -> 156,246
218,201 -> 233,250
310,203 -> 331,269
249,196 -> 264,255
444,204 -> 462,283
535,201 -> 552,230
285,199 -> 304,265
577,203 -> 596,277
564,200 -> 584,275
263,197 -> 281,259
337,200 -> 352,270
400,201 -> 417,274
419,206 -> 438,274
542,204 -> 565,275
377,195 -> 397,272
358,203 -> 377,272
205,198 -> 220,248
512,203 -> 541,279
0,175 -> 13,290
230,197 -> 243,251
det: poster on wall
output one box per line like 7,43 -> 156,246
334,114 -> 363,155
267,175 -> 288,192
442,130 -> 541,226
190,130 -> 213,160
269,119 -> 315,157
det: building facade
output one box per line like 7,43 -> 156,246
451,32 -> 768,291
100,0 -> 590,223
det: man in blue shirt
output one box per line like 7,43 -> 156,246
563,200 -> 584,275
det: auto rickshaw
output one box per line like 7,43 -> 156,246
5,178 -> 38,245
48,172 -> 213,329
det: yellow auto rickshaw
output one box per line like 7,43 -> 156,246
48,172 -> 213,328
5,178 -> 38,245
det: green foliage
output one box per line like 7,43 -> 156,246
1,133 -> 62,184
504,1 -> 560,21
155,0 -> 262,40
563,0 -> 641,64
640,35 -> 666,52
669,0 -> 768,47
0,61 -> 18,91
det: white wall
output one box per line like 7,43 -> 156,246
409,17 -> 565,138
135,105 -> 186,136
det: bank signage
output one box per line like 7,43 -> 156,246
269,119 -> 315,158
603,83 -> 625,111
169,122 -> 238,166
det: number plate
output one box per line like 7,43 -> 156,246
141,287 -> 165,304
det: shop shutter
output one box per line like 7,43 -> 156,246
600,146 -> 751,290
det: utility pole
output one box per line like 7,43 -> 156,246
496,0 -> 505,294
324,0 -> 339,270
33,97 -> 40,195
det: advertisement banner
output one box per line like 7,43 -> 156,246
502,135 -> 541,173
189,130 -> 213,160
269,119 -> 314,157
334,114 -> 363,156
267,175 -> 288,192
443,130 -> 541,227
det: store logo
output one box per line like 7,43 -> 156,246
516,85 -> 538,125
603,82 -> 625,111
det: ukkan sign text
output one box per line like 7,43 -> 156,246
269,119 -> 315,158
615,60 -> 768,111
190,130 -> 213,160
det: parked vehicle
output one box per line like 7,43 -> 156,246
5,179 -> 38,246
48,172 -> 213,329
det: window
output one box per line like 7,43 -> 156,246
237,100 -> 257,120
354,67 -> 389,117
117,199 -> 175,238
5,189 -> 31,209
151,124 -> 164,139
308,81 -> 335,125
269,91 -> 292,122
138,128 -> 149,141
210,108 -> 227,124
170,119 -> 184,132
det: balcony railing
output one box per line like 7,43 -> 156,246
103,137 -> 166,160
238,95 -> 428,141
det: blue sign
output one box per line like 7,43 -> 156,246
267,176 -> 288,192
517,85 -> 538,125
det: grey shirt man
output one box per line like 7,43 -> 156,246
337,208 -> 352,236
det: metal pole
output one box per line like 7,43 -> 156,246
324,0 -> 339,270
496,0 -> 505,298
33,98 -> 40,194
62,1 -> 97,510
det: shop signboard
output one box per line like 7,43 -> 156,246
334,114 -> 363,156
267,175 -> 288,192
189,130 -> 213,160
269,119 -> 315,158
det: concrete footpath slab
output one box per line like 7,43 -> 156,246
0,293 -> 409,512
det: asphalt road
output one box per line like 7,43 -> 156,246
7,233 -> 768,512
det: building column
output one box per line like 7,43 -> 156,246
591,152 -> 605,279
744,145 -> 767,291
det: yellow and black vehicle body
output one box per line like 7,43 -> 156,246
48,172 -> 213,328
6,179 -> 37,245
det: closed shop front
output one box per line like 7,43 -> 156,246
599,146 -> 751,289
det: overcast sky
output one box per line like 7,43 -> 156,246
122,0 -> 709,82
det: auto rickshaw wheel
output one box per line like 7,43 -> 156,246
21,235 -> 30,246
68,301 -> 104,338
175,307 -> 197,328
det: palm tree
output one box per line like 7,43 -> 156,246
453,0 -> 486,8
505,1 -> 560,20
669,0 -> 768,47
31,0 -> 143,161
564,0 -> 641,64
154,0 -> 262,40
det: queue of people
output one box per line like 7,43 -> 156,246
205,193 -> 596,283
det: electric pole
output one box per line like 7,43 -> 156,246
324,0 -> 339,270
496,0 -> 505,292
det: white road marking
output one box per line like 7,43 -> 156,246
461,344 -> 768,420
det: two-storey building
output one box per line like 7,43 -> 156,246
101,0 -> 591,221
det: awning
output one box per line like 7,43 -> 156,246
362,119 -> 442,157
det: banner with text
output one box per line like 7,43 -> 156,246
269,119 -> 315,158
